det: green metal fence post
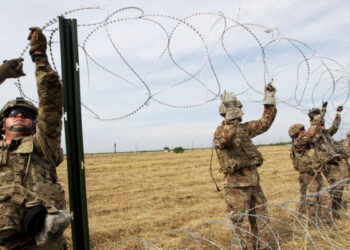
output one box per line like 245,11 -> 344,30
59,16 -> 90,250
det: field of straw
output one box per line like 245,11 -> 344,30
56,146 -> 350,249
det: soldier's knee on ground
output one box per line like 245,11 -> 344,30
0,202 -> 25,241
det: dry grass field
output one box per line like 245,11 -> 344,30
56,146 -> 350,249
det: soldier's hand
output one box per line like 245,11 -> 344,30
337,106 -> 343,112
265,82 -> 276,94
322,102 -> 328,108
0,58 -> 26,80
263,82 -> 276,105
28,27 -> 47,55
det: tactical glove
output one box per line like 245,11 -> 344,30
337,106 -> 343,112
0,58 -> 25,84
35,210 -> 71,246
28,27 -> 47,56
322,102 -> 328,108
263,82 -> 276,105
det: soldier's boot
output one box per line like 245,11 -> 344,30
35,210 -> 71,246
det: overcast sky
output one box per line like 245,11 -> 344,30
1,0 -> 349,153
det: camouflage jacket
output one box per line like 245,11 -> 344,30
311,107 -> 343,163
0,57 -> 64,239
321,107 -> 341,136
290,115 -> 322,172
214,105 -> 277,187
342,140 -> 350,157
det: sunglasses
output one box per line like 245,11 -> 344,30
6,109 -> 35,120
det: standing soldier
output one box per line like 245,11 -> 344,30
312,103 -> 346,212
214,83 -> 277,250
288,117 -> 332,224
0,27 -> 70,249
342,132 -> 350,186
342,132 -> 350,157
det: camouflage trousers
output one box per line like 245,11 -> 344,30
323,163 -> 344,212
339,158 -> 350,181
298,172 -> 332,224
225,185 -> 270,249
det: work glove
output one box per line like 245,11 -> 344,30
28,27 -> 47,56
0,58 -> 25,84
263,82 -> 276,105
35,210 -> 71,246
322,102 -> 328,108
337,106 -> 343,112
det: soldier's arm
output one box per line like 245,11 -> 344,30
326,112 -> 341,136
342,141 -> 350,157
321,106 -> 327,118
215,123 -> 236,148
295,115 -> 323,148
34,56 -> 63,166
245,105 -> 277,138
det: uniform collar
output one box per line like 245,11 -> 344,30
5,136 -> 33,153
225,119 -> 240,126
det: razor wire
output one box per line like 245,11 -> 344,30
107,178 -> 350,249
10,6 -> 349,128
6,6 -> 350,249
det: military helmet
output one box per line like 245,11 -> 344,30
347,131 -> 350,137
288,123 -> 304,138
0,97 -> 38,134
219,103 -> 226,117
1,97 -> 38,117
219,101 -> 243,117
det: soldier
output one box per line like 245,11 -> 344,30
214,83 -> 277,250
0,27 -> 70,249
342,131 -> 350,157
310,103 -> 346,212
289,118 -> 332,224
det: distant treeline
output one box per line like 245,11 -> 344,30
257,141 -> 291,147
76,140 -> 348,156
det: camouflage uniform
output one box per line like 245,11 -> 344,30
0,56 -> 66,249
343,138 -> 350,157
214,105 -> 277,249
289,117 -> 332,223
316,107 -> 345,211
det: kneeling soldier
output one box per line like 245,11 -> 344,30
0,27 -> 70,249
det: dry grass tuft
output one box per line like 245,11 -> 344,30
56,146 -> 350,249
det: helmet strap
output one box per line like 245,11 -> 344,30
3,124 -> 33,133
